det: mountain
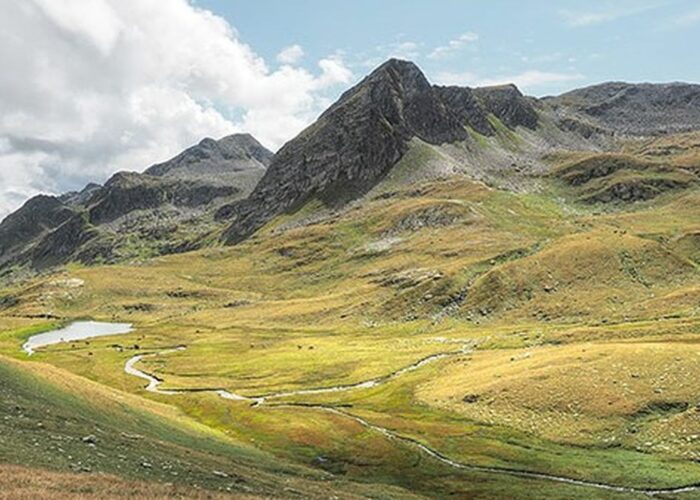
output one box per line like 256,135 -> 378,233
217,59 -> 470,242
4,59 -> 700,499
3,59 -> 700,274
145,133 -> 272,180
0,134 -> 272,272
0,195 -> 75,261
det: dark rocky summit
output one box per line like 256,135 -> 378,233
218,60 -> 546,243
432,86 -> 494,135
59,183 -> 102,207
472,84 -> 539,130
218,59 -> 473,242
146,133 -> 272,180
0,195 -> 75,260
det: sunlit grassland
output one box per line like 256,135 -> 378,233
1,140 -> 700,497
0,354 -> 425,498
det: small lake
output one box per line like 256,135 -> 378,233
23,321 -> 133,355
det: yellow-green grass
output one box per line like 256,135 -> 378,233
2,140 -> 700,497
0,463 -> 243,499
263,328 -> 700,490
418,339 -> 700,450
0,353 -> 430,499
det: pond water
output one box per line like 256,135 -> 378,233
22,321 -> 133,355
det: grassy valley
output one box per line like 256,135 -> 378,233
1,130 -> 700,498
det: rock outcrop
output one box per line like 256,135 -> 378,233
432,86 -> 494,135
145,133 -> 272,181
0,195 -> 76,259
472,84 -> 539,130
88,172 -> 239,225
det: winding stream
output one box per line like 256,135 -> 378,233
123,342 -> 700,496
26,322 -> 700,496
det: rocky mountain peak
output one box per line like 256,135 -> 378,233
217,58 -> 470,242
545,81 -> 700,135
361,58 -> 432,93
0,194 -> 75,257
0,132 -> 270,271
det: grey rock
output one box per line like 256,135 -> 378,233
59,183 -> 102,207
433,85 -> 494,135
88,171 -> 240,225
0,134 -> 272,272
0,195 -> 75,257
472,84 -> 539,130
145,133 -> 272,181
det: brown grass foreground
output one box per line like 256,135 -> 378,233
0,463 -> 251,499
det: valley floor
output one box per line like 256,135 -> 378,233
1,139 -> 700,498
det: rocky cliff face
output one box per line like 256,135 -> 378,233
218,60 -> 549,243
145,133 -> 272,180
218,59 -> 472,242
472,84 -> 539,130
0,195 -> 76,260
88,172 -> 240,225
432,86 -> 494,135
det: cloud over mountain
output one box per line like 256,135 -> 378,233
0,0 -> 352,220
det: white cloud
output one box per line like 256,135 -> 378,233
277,44 -> 304,65
674,8 -> 700,26
559,9 -> 621,27
520,52 -> 562,64
435,70 -> 584,94
559,3 -> 664,27
427,32 -> 478,60
0,0 -> 353,220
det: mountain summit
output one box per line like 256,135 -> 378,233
146,133 -> 272,180
0,134 -> 273,271
218,59 -> 472,241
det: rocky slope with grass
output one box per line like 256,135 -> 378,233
217,59 -> 700,243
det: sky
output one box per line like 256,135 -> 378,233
1,0 -> 699,221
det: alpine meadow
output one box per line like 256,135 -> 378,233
2,1 -> 700,499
